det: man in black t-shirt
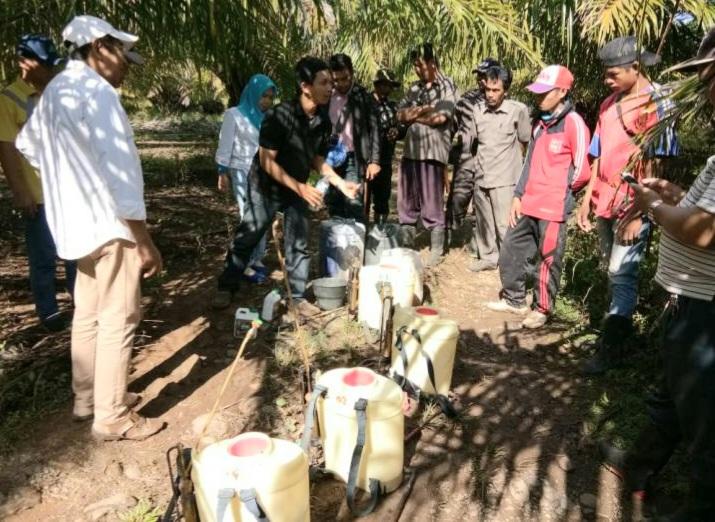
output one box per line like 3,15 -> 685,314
370,69 -> 403,224
212,57 -> 359,311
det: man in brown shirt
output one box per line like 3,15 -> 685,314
468,66 -> 531,272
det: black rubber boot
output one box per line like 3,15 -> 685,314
426,228 -> 445,267
582,314 -> 633,376
399,224 -> 417,249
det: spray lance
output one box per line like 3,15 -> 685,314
377,281 -> 394,360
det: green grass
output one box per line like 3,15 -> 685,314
118,499 -> 162,522
0,359 -> 73,452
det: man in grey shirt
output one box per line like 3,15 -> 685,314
397,42 -> 457,266
468,66 -> 531,272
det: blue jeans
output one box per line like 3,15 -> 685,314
596,216 -> 650,318
25,205 -> 77,321
326,153 -> 365,222
219,180 -> 310,298
229,168 -> 267,267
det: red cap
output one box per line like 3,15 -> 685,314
527,65 -> 574,93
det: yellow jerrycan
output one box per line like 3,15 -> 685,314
379,247 -> 424,304
358,263 -> 416,330
192,432 -> 310,522
301,367 -> 404,517
390,306 -> 459,398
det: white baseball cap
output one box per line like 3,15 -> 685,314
62,15 -> 143,64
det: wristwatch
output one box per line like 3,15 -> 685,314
647,198 -> 664,223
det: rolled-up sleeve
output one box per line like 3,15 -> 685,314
87,86 -> 146,220
516,104 -> 532,143
15,108 -> 42,169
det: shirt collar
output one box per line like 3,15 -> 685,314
293,98 -> 326,127
481,101 -> 507,114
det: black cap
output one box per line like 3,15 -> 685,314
598,36 -> 660,67
666,26 -> 715,73
472,57 -> 501,75
373,69 -> 401,87
16,34 -> 63,68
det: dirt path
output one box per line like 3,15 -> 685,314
0,158 -> 626,521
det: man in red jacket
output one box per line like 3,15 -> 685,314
487,65 -> 590,329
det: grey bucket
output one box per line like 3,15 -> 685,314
312,277 -> 347,310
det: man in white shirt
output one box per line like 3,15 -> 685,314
16,15 -> 164,441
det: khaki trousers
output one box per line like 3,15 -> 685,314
473,184 -> 514,264
71,239 -> 142,433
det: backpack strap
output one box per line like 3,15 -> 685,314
300,384 -> 328,453
239,488 -> 270,521
346,398 -> 382,517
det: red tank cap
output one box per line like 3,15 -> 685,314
342,368 -> 375,387
228,435 -> 269,457
416,307 -> 438,316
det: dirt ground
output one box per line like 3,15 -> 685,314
0,143 -> 636,521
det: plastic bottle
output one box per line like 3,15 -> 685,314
261,289 -> 282,321
310,177 -> 331,212
234,307 -> 260,337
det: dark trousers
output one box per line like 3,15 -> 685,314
498,215 -> 567,314
25,205 -> 77,321
398,158 -> 446,230
626,296 -> 715,513
326,153 -> 365,222
449,166 -> 477,227
218,181 -> 311,298
368,161 -> 392,216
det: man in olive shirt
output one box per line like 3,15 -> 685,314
0,35 -> 76,331
468,66 -> 531,272
397,43 -> 457,266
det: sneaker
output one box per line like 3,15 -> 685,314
211,289 -> 233,310
522,310 -> 548,329
486,299 -> 529,315
468,259 -> 497,273
92,411 -> 166,442
73,392 -> 142,422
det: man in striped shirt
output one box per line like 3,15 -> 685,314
600,28 -> 715,522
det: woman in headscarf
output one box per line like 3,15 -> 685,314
216,74 -> 277,283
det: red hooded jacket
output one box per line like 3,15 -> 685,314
514,101 -> 591,222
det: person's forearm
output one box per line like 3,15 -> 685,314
652,204 -> 715,249
0,143 -> 31,197
316,160 -> 347,189
126,219 -> 152,244
581,158 -> 600,202
261,151 -> 302,194
416,112 -> 447,127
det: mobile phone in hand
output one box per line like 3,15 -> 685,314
621,172 -> 638,186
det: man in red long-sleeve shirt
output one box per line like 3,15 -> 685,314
487,65 -> 590,329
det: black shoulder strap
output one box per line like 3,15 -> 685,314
239,488 -> 270,521
301,384 -> 328,453
346,398 -> 382,516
